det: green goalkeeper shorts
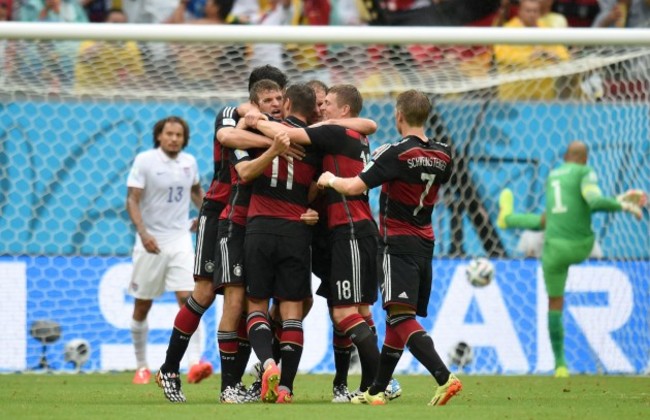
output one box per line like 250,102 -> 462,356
541,236 -> 595,298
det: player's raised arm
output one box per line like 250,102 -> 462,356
218,127 -> 273,150
254,119 -> 312,145
317,118 -> 377,135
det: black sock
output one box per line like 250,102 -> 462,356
407,331 -> 450,385
218,330 -> 238,391
233,314 -> 251,383
348,324 -> 379,391
246,311 -> 274,364
270,316 -> 283,363
369,344 -> 403,395
278,319 -> 303,391
332,328 -> 352,387
161,296 -> 207,373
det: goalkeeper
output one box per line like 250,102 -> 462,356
497,140 -> 645,378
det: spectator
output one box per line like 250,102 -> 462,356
0,0 -> 11,21
81,0 -> 108,22
74,9 -> 144,91
494,0 -> 571,100
0,0 -> 11,86
27,0 -> 88,22
249,0 -> 293,70
554,0 -> 600,27
121,0 -> 176,23
168,0 -> 232,23
539,0 -> 569,26
593,0 -> 650,27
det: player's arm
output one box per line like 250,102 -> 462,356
317,118 -> 377,135
254,119 -> 312,145
317,171 -> 369,196
235,132 -> 290,183
581,170 -> 623,212
190,183 -> 204,209
219,127 -> 273,150
126,187 -> 160,254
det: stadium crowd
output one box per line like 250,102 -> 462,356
2,1 -> 648,28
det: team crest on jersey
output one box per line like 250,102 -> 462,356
183,167 -> 191,177
233,264 -> 243,277
205,260 -> 215,273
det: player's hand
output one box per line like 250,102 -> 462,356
620,201 -> 643,220
282,142 -> 305,161
140,232 -> 161,254
189,218 -> 198,232
616,189 -> 648,207
271,132 -> 290,155
244,110 -> 266,129
300,208 -> 319,225
317,171 -> 335,190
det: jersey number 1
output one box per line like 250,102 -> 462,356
550,179 -> 568,214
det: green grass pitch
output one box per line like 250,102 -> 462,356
1,373 -> 648,419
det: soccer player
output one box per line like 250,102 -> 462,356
211,79 -> 287,403
249,84 -> 382,401
316,89 -> 462,406
126,116 -> 204,386
156,65 -> 288,403
497,140 -> 645,378
239,83 -> 322,404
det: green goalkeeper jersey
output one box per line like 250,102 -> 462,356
545,162 -> 621,241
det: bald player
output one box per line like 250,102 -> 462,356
497,140 -> 646,378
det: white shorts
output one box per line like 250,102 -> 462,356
128,235 -> 195,300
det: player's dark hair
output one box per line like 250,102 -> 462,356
153,116 -> 190,149
105,8 -> 126,21
396,90 -> 431,126
328,84 -> 363,117
285,84 -> 316,118
249,79 -> 281,105
248,65 -> 288,92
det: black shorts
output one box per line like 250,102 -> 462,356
318,235 -> 378,307
379,252 -> 432,317
311,223 -> 331,283
214,220 -> 246,293
244,231 -> 312,301
193,202 -> 224,281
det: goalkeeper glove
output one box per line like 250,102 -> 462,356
620,201 -> 643,220
616,189 -> 648,207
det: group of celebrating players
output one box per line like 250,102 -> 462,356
152,64 -> 462,406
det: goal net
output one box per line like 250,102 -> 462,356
0,24 -> 648,375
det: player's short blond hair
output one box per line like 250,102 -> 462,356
396,90 -> 431,127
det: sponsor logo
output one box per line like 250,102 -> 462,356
398,291 -> 409,299
281,345 -> 294,352
255,324 -> 271,331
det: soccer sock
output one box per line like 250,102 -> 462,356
406,331 -> 450,386
279,319 -> 304,391
363,314 -> 377,337
131,319 -> 148,369
218,330 -> 239,391
186,326 -> 202,367
161,296 -> 207,373
270,315 -> 283,363
332,328 -> 353,387
246,311 -> 275,365
393,314 -> 450,386
338,313 -> 380,392
234,314 -> 252,383
368,321 -> 404,396
548,309 -> 566,368
505,213 -> 543,230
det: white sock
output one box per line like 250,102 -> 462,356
131,319 -> 148,369
187,324 -> 202,367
